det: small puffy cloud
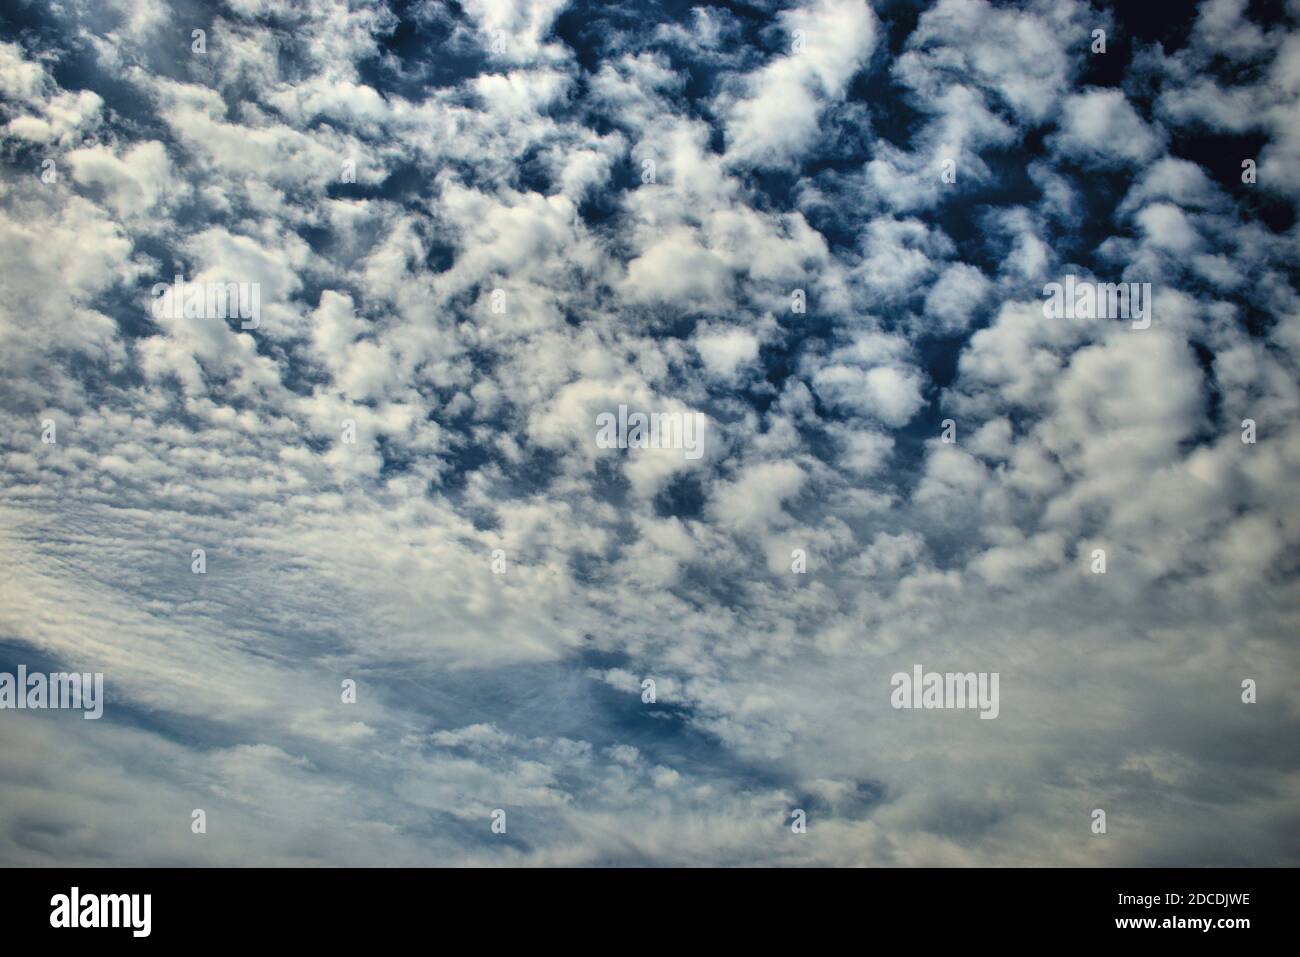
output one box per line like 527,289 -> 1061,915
923,262 -> 991,334
809,333 -> 927,426
461,0 -> 572,63
622,227 -> 733,310
1052,88 -> 1162,166
0,41 -> 102,145
717,0 -> 878,168
66,141 -> 175,218
695,325 -> 761,380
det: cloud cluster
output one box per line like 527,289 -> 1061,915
0,0 -> 1297,866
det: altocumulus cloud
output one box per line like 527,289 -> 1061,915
0,0 -> 1297,866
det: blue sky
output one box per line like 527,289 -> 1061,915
0,0 -> 1297,866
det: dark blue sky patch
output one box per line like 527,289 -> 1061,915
1111,0 -> 1201,55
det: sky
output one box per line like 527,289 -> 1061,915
0,0 -> 1297,866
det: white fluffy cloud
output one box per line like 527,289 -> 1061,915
1052,88 -> 1163,166
717,0 -> 878,168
